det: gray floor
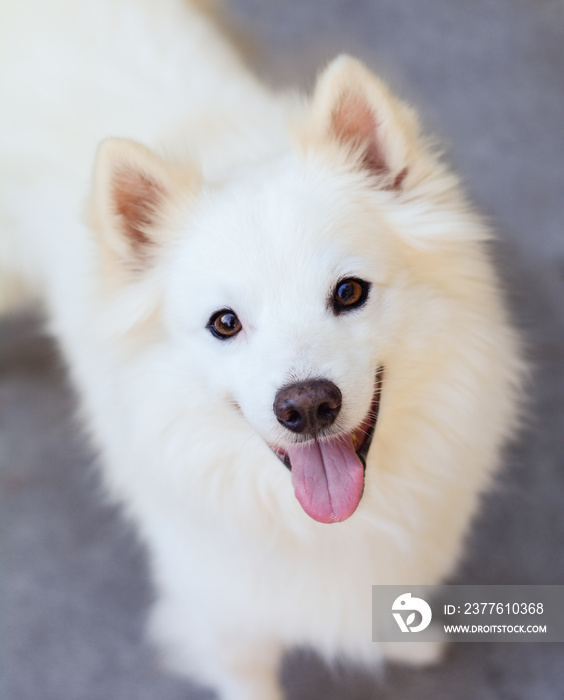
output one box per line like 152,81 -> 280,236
2,0 -> 564,698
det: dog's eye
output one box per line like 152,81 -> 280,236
331,277 -> 370,314
208,309 -> 242,339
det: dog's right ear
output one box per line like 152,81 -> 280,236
89,138 -> 200,275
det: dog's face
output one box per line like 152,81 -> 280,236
164,161 -> 398,522
89,57 -> 458,523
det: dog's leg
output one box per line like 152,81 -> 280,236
207,638 -> 285,700
381,639 -> 446,666
149,599 -> 284,700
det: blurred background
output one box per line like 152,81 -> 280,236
1,0 -> 563,698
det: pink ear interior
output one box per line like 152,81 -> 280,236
330,91 -> 387,175
329,90 -> 407,189
112,166 -> 165,253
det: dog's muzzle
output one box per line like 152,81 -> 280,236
269,368 -> 384,524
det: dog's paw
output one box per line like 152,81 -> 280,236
381,639 -> 446,667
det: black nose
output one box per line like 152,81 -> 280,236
274,379 -> 342,435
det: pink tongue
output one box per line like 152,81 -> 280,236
288,435 -> 365,523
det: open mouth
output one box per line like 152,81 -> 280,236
270,367 -> 384,524
349,365 -> 384,468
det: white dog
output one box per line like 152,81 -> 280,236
0,1 -> 523,698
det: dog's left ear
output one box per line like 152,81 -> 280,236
89,138 -> 200,275
309,55 -> 419,191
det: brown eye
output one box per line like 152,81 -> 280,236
332,277 -> 370,314
208,309 -> 242,339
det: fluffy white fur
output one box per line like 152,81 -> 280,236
0,1 -> 523,698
